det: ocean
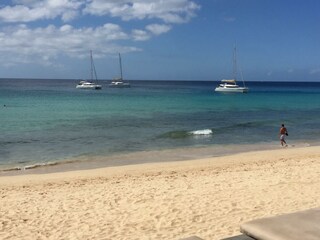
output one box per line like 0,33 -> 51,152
1,79 -> 320,172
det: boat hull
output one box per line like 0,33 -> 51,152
215,87 -> 249,93
76,84 -> 102,90
108,83 -> 130,88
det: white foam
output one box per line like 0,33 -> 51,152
23,162 -> 58,170
189,129 -> 213,135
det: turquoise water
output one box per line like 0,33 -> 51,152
1,79 -> 320,171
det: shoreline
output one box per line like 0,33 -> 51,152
1,145 -> 320,239
0,140 -> 315,176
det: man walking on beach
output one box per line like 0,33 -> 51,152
279,124 -> 288,147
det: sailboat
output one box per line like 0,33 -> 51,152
215,45 -> 249,93
76,50 -> 102,90
109,53 -> 130,88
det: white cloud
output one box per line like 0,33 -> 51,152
131,24 -> 172,41
0,23 -> 140,66
131,29 -> 150,41
146,24 -> 171,35
84,0 -> 200,23
0,0 -> 83,22
0,0 -> 200,66
1,0 -> 200,23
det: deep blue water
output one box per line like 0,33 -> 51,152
1,79 -> 320,170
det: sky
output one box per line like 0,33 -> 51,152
0,0 -> 319,81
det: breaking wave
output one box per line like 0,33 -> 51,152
1,161 -> 59,172
189,129 -> 213,135
160,129 -> 213,139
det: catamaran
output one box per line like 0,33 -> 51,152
76,50 -> 102,90
215,45 -> 249,93
109,53 -> 130,88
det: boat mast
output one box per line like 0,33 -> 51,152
90,50 -> 98,81
235,44 -> 246,88
119,53 -> 123,80
233,44 -> 237,81
90,50 -> 94,81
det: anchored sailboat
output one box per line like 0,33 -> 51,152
76,50 -> 102,90
109,53 -> 130,88
215,45 -> 249,93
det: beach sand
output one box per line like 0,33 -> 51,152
1,146 -> 320,240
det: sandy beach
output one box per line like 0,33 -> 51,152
1,146 -> 320,240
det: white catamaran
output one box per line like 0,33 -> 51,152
76,50 -> 102,90
109,53 -> 130,88
215,45 -> 249,93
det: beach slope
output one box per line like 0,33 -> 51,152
1,146 -> 320,239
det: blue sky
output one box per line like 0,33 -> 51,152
0,0 -> 319,81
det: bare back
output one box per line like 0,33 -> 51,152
280,127 -> 287,135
